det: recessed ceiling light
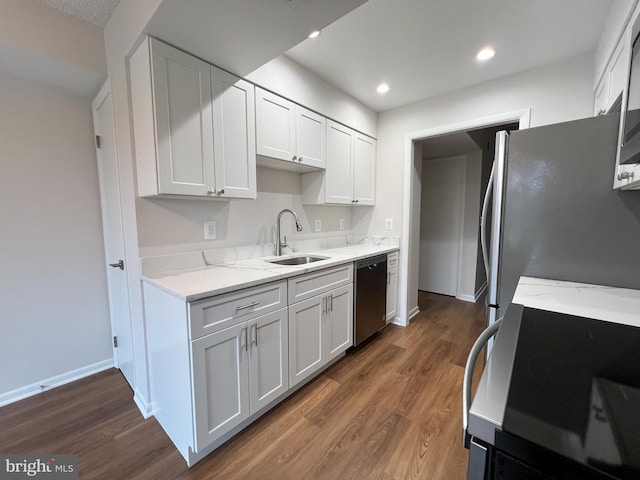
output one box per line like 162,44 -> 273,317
308,30 -> 321,39
477,47 -> 496,61
377,82 -> 390,94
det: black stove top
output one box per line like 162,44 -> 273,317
502,308 -> 640,479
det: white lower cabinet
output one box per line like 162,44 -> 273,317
144,263 -> 355,466
288,267 -> 354,388
386,252 -> 399,322
191,308 -> 288,451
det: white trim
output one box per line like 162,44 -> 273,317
133,389 -> 153,419
455,157 -> 467,299
408,306 -> 420,321
475,281 -> 488,302
399,109 -> 531,327
0,360 -> 114,408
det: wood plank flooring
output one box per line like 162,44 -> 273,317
0,291 -> 486,479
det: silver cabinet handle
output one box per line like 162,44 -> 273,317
618,171 -> 635,181
298,156 -> 303,163
244,327 -> 249,351
236,301 -> 260,312
322,296 -> 326,316
597,109 -> 606,116
251,324 -> 258,347
330,295 -> 333,312
292,155 -> 297,162
207,187 -> 216,195
109,260 -> 124,270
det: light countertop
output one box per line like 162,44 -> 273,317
513,276 -> 640,327
142,244 -> 398,302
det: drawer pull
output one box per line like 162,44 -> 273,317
236,301 -> 260,312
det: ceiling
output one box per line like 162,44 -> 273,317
286,0 -> 614,112
36,0 -> 120,27
37,0 -> 614,112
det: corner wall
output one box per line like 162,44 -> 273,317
0,73 -> 112,403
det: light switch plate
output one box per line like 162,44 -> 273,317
385,218 -> 393,230
204,221 -> 217,240
314,219 -> 321,232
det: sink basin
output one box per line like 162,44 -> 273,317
268,255 -> 329,266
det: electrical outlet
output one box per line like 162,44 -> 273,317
385,218 -> 393,230
314,219 -> 322,232
339,219 -> 345,230
204,221 -> 217,240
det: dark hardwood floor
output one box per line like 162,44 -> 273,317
0,291 -> 486,479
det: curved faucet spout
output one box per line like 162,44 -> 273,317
276,209 -> 303,256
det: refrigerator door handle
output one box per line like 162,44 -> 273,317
480,162 -> 495,287
462,317 -> 503,447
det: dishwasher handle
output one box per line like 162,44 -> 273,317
462,318 -> 502,448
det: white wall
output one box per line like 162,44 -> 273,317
418,152 -> 481,301
361,53 -> 595,323
0,73 -> 112,402
0,0 -> 106,96
137,168 -> 353,257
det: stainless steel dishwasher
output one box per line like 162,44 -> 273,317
354,254 -> 388,346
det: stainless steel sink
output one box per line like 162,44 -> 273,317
267,255 -> 329,266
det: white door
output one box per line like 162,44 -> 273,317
150,38 -> 215,196
295,106 -> 326,169
92,83 -> 135,387
191,322 -> 250,451
288,296 -> 325,388
418,157 -> 465,296
255,87 -> 296,162
325,284 -> 353,362
248,309 -> 288,413
324,120 -> 354,204
353,133 -> 376,205
211,67 -> 256,199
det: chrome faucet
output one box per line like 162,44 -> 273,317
275,209 -> 303,256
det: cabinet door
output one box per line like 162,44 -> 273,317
255,87 -> 296,162
324,120 -> 354,204
608,39 -> 629,112
296,106 -> 326,169
325,284 -> 353,362
353,133 -> 376,205
288,296 -> 325,388
191,322 -> 249,452
386,269 -> 398,321
248,309 -> 289,413
212,68 -> 257,199
150,38 -> 215,196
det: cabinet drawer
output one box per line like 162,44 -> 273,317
288,264 -> 353,304
189,281 -> 287,339
387,251 -> 399,270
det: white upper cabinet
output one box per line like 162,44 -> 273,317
255,87 -> 326,171
211,68 -> 257,199
129,37 -> 256,199
302,120 -> 376,205
353,132 -> 376,205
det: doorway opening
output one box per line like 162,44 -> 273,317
398,110 -> 530,326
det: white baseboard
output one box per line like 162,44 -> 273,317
456,293 -> 476,303
133,390 -> 153,419
407,306 -> 420,324
456,282 -> 488,303
0,359 -> 114,408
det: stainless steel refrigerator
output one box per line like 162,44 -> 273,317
481,113 -> 640,331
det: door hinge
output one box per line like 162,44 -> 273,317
113,336 -> 118,348
95,135 -> 101,149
